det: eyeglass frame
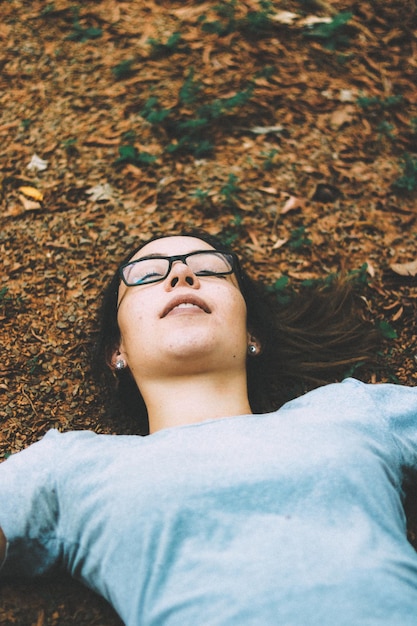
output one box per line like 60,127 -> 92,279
118,249 -> 242,287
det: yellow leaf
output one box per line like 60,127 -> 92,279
18,186 -> 44,201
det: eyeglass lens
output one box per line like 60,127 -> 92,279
122,251 -> 234,286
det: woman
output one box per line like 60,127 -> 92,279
1,231 -> 417,625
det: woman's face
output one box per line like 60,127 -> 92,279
115,236 -> 249,381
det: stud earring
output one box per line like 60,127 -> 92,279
248,344 -> 257,355
115,358 -> 126,370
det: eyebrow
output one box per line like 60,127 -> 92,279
128,252 -> 169,262
130,250 -> 213,262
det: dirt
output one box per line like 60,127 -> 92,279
0,0 -> 416,623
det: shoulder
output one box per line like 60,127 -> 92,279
287,378 -> 417,407
1,430 -> 146,475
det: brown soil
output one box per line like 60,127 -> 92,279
0,0 -> 416,623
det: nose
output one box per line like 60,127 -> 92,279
165,260 -> 200,290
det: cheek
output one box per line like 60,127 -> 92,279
224,290 -> 248,331
117,301 -> 149,349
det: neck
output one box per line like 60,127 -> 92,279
141,372 -> 252,434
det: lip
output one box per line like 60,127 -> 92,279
161,294 -> 211,318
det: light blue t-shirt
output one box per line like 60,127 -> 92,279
1,379 -> 417,625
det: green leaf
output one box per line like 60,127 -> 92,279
377,320 -> 398,340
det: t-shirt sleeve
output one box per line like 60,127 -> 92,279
0,429 -> 62,579
361,381 -> 417,469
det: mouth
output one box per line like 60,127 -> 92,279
161,295 -> 211,318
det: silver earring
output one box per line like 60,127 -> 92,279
248,344 -> 257,355
115,358 -> 126,370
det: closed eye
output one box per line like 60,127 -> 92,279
135,271 -> 164,284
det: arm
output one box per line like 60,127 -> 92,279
0,526 -> 6,564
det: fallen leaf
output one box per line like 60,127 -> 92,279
270,11 -> 299,25
281,195 -> 306,214
392,306 -> 404,321
300,16 -> 333,27
27,154 -> 48,172
18,186 -> 44,201
365,260 -> 376,278
339,89 -> 355,103
18,194 -> 41,211
390,260 -> 417,277
330,106 -> 356,129
258,186 -> 279,195
86,183 -> 114,202
249,125 -> 284,135
272,237 -> 289,250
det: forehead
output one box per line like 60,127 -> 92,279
129,236 -> 215,262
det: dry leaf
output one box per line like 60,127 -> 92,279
272,237 -> 288,250
18,195 -> 41,212
339,89 -> 355,103
18,186 -> 44,201
86,183 -> 114,202
249,125 -> 284,135
300,16 -> 333,27
270,11 -> 299,25
27,154 -> 48,172
330,106 -> 356,129
258,186 -> 278,195
392,306 -> 404,321
281,195 -> 306,214
365,260 -> 376,278
390,260 -> 417,277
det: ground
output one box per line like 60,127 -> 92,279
0,0 -> 416,623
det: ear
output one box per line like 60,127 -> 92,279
246,332 -> 262,356
109,346 -> 128,372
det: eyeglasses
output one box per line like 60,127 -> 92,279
119,250 -> 239,286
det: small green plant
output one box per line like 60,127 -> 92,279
140,96 -> 171,125
66,7 -> 102,42
254,65 -> 276,80
147,32 -> 182,57
62,137 -> 77,155
199,0 -> 237,36
392,153 -> 417,193
40,3 -> 55,16
303,12 -> 353,50
347,263 -> 370,287
112,59 -> 137,80
377,319 -> 398,340
261,148 -> 280,170
139,70 -> 253,156
191,188 -> 210,207
0,286 -> 9,302
288,226 -> 312,250
27,355 -> 41,375
199,0 -> 274,38
178,68 -> 202,106
357,95 -> 403,111
342,361 -> 366,379
220,174 -> 240,208
115,144 -> 157,167
376,121 -> 395,141
272,275 -> 290,292
0,287 -> 25,312
21,118 -> 32,130
243,2 -> 274,36
266,275 -> 293,305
